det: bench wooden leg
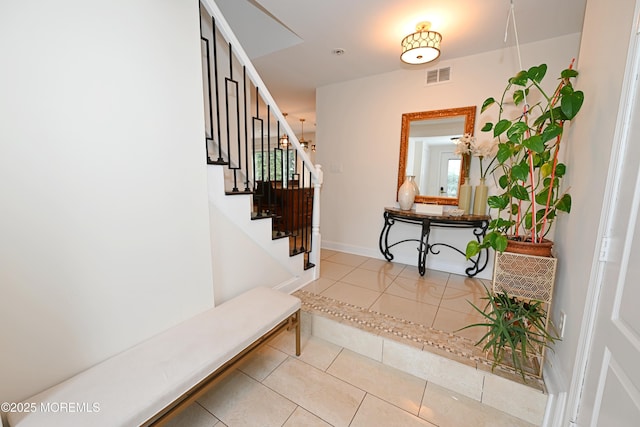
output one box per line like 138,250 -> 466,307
295,309 -> 301,356
288,309 -> 301,356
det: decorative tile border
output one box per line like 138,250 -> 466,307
293,289 -> 545,391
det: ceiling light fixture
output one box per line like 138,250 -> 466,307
280,113 -> 290,148
299,118 -> 311,150
400,21 -> 442,65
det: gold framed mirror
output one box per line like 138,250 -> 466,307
397,106 -> 476,206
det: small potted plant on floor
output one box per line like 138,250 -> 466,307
465,62 -> 584,258
459,287 -> 560,380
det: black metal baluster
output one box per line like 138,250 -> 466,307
252,87 -> 264,216
224,43 -> 241,192
211,17 -> 224,164
243,67 -> 250,192
305,168 -> 314,267
199,10 -> 214,164
298,164 -> 307,252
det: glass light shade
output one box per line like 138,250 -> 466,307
400,30 -> 442,65
279,134 -> 289,148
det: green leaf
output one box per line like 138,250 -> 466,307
510,70 -> 529,86
511,203 -> 520,215
507,121 -> 528,140
541,123 -> 563,143
488,194 -> 509,209
493,233 -> 508,252
495,218 -> 513,229
524,212 -> 533,230
510,185 -> 530,201
494,119 -> 512,137
523,134 -> 545,153
482,231 -> 507,252
528,64 -> 547,83
481,97 -> 496,113
511,163 -> 529,181
536,208 -> 547,222
557,194 -> 572,213
489,218 -> 513,233
535,209 -> 548,232
561,68 -> 579,79
551,105 -> 569,121
513,89 -> 525,106
498,174 -> 509,189
540,162 -> 553,178
465,240 -> 480,259
561,90 -> 584,120
496,143 -> 512,163
481,122 -> 493,132
530,152 -> 543,168
555,163 -> 566,177
535,188 -> 551,205
560,85 -> 574,96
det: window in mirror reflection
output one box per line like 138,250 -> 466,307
446,159 -> 461,196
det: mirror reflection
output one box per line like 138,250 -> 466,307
398,106 -> 476,206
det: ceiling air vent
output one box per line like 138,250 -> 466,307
425,66 -> 452,85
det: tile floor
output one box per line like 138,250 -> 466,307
166,250 -> 538,426
305,249 -> 490,344
166,328 -> 535,427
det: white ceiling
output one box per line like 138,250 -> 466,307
215,0 -> 587,134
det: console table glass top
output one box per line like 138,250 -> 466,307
379,207 -> 491,277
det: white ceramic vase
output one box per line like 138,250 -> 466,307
398,175 -> 417,210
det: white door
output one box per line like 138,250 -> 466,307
575,27 -> 640,426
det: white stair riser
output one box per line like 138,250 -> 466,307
207,166 -> 306,278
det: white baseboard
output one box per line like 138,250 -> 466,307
274,267 -> 317,295
542,350 -> 570,427
321,240 -> 493,280
321,240 -> 382,259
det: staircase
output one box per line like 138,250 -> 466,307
199,0 -> 322,301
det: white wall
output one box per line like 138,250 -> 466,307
554,0 -> 638,421
316,34 -> 581,278
206,166 -> 295,304
0,0 -> 214,403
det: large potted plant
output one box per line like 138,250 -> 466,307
465,62 -> 584,258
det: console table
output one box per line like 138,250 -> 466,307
379,207 -> 490,277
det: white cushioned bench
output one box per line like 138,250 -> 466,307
7,287 -> 301,427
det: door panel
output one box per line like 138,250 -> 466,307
595,353 -> 640,426
618,220 -> 640,338
577,17 -> 640,425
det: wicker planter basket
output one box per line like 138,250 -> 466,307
492,251 -> 558,377
493,251 -> 557,302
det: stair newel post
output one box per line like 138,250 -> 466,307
310,164 -> 323,278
